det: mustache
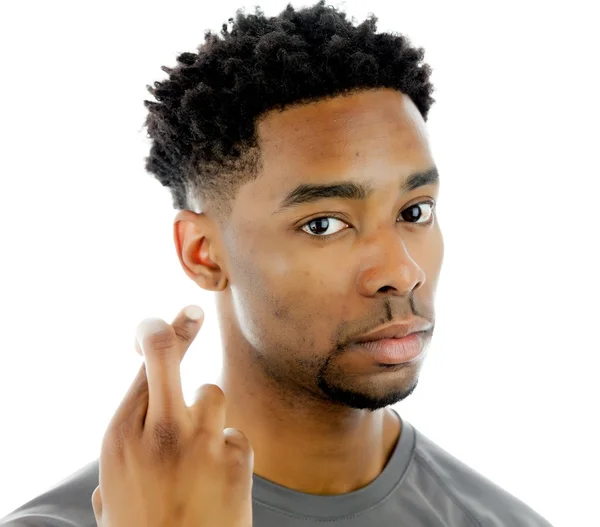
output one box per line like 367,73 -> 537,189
335,298 -> 434,349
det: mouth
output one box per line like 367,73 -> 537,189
352,320 -> 433,344
350,332 -> 426,365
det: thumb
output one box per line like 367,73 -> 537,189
91,485 -> 103,522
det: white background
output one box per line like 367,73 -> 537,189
0,1 -> 598,525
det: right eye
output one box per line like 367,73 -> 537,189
300,216 -> 349,238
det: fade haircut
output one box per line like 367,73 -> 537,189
144,0 -> 435,220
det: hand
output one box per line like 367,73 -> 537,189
91,305 -> 254,527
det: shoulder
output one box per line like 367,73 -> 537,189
0,459 -> 99,527
410,426 -> 553,527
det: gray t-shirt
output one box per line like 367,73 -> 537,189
0,410 -> 553,526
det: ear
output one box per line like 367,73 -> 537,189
173,210 -> 229,291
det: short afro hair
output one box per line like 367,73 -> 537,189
143,0 -> 436,220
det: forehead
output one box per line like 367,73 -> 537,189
233,88 -> 434,213
258,88 -> 430,166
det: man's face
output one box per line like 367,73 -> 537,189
219,87 -> 443,410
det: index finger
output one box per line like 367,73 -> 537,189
135,310 -> 202,425
104,306 -> 204,441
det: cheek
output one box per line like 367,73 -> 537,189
425,224 -> 444,284
229,244 -> 344,348
226,245 -> 303,340
413,223 -> 443,295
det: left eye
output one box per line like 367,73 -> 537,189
300,201 -> 435,238
399,201 -> 435,224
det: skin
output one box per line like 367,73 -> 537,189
173,87 -> 444,495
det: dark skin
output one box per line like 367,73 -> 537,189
173,87 -> 443,495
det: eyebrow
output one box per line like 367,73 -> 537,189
274,166 -> 439,214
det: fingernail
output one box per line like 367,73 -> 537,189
184,305 -> 204,321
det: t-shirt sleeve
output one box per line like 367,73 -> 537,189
0,460 -> 99,527
0,515 -> 75,527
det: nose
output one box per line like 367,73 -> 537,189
355,228 -> 426,297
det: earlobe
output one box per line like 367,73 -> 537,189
213,275 -> 229,290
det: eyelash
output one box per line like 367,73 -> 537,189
299,200 -> 436,239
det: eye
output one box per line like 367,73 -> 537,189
299,200 -> 436,239
399,200 -> 435,224
300,216 -> 349,237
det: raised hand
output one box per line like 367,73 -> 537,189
91,305 -> 253,527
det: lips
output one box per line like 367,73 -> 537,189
351,320 -> 432,344
355,333 -> 425,365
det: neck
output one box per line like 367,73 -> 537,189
215,343 -> 402,495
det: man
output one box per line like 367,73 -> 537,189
0,1 -> 553,525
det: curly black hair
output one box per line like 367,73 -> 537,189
143,0 -> 436,220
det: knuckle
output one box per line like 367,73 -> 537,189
226,442 -> 252,470
193,426 -> 224,455
149,419 -> 182,461
173,320 -> 196,344
194,383 -> 225,404
192,428 -> 222,457
141,327 -> 176,354
193,424 -> 215,440
224,428 -> 251,451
